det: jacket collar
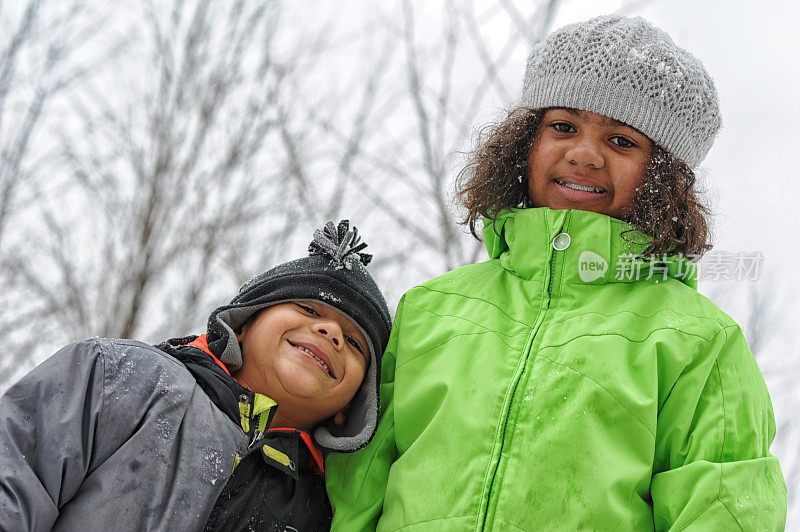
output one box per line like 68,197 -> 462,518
483,208 -> 697,289
158,335 -> 325,471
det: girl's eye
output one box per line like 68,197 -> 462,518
610,136 -> 636,148
346,336 -> 364,354
297,303 -> 320,316
551,122 -> 575,133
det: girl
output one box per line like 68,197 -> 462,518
326,15 -> 787,531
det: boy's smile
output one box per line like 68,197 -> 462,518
233,301 -> 369,430
287,339 -> 336,378
528,108 -> 653,219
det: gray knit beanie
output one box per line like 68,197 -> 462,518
519,15 -> 721,168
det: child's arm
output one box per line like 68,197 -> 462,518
325,296 -> 405,531
0,340 -> 108,530
650,325 -> 787,530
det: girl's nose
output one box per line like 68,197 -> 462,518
565,140 -> 604,169
312,320 -> 344,349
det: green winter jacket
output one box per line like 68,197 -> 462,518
326,208 -> 787,531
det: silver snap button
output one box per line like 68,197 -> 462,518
552,232 -> 571,251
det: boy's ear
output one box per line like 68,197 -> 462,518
333,404 -> 350,428
235,323 -> 247,354
234,319 -> 249,342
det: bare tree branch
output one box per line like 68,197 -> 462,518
326,36 -> 395,221
0,0 -> 111,247
3,1 -> 296,353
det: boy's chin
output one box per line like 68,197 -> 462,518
274,367 -> 337,402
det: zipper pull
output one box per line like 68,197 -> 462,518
248,429 -> 263,449
238,393 -> 253,434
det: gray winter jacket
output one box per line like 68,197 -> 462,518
0,337 -> 247,531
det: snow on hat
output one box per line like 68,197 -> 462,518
205,220 -> 391,452
518,15 -> 721,168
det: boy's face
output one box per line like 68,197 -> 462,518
234,301 -> 369,430
528,108 -> 653,220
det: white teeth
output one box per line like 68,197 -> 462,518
556,179 -> 604,193
296,345 -> 332,376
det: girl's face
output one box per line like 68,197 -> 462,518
527,108 -> 653,219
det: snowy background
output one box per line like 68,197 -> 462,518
1,0 -> 797,527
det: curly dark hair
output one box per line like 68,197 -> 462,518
455,107 -> 712,258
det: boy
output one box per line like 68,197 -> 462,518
0,220 -> 391,531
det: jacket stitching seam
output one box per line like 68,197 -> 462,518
492,516 -> 529,531
414,286 -> 534,327
536,352 -> 657,439
404,300 -> 528,339
713,345 -> 744,532
537,325 -> 726,350
718,490 -> 745,531
395,329 -> 526,371
678,494 -> 745,532
561,274 -> 698,287
713,327 -> 730,462
94,339 -> 111,449
680,497 -> 722,530
715,359 -> 727,462
544,309 -> 728,332
386,512 -> 477,531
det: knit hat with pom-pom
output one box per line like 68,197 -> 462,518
205,220 -> 391,452
518,15 -> 721,168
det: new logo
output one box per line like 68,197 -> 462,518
578,251 -> 608,282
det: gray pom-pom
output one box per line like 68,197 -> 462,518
309,220 -> 372,269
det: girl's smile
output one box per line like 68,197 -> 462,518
552,175 -> 607,201
528,108 -> 653,219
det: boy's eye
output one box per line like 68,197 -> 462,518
346,336 -> 364,355
551,122 -> 575,133
610,136 -> 636,148
296,303 -> 320,316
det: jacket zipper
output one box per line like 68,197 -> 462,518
244,394 -> 276,450
238,393 -> 264,450
248,429 -> 264,449
547,248 -> 558,298
477,227 -> 563,531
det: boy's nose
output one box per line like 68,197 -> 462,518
566,141 -> 604,169
312,321 -> 344,349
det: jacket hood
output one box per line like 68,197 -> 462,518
483,208 -> 697,289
